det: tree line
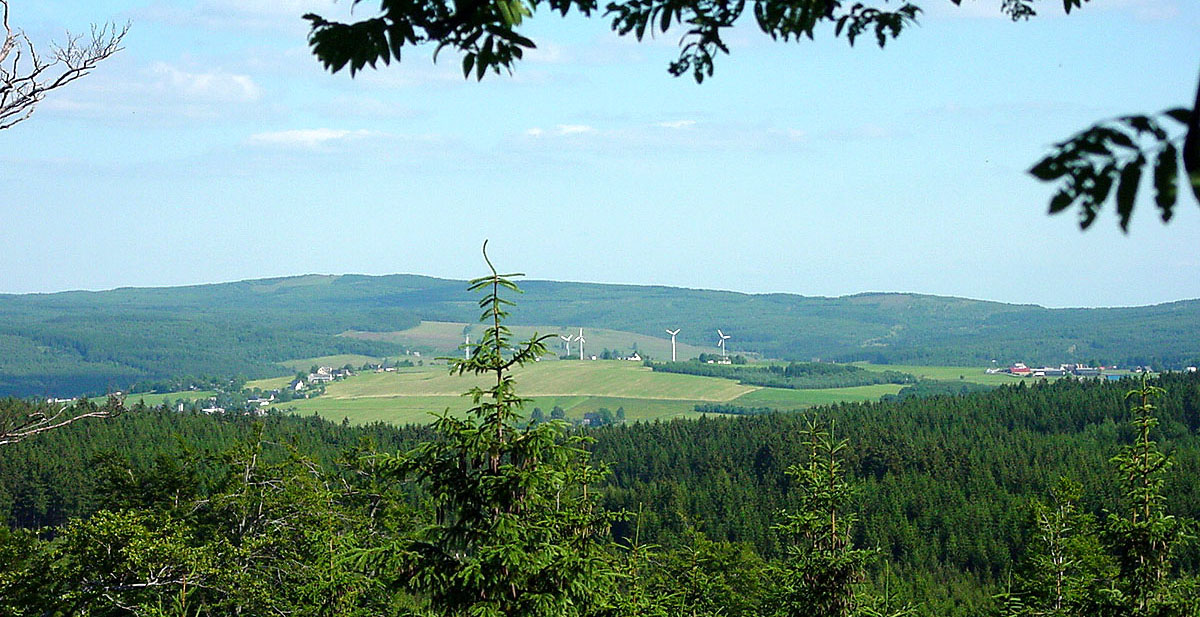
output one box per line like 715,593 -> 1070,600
648,360 -> 916,389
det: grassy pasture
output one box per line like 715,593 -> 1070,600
97,390 -> 218,407
309,361 -> 756,400
268,361 -> 927,426
282,394 -> 708,425
854,362 -> 1019,386
245,376 -> 294,390
272,361 -> 757,425
730,384 -> 905,410
343,321 -> 714,361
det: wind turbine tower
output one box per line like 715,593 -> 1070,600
717,329 -> 731,358
559,334 -> 572,356
665,328 -> 681,362
464,334 -> 470,360
575,328 -> 586,360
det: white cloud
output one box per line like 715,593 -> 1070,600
656,120 -> 697,129
151,63 -> 261,103
556,124 -> 596,135
526,128 -> 545,136
248,128 -> 371,148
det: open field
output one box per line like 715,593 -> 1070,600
270,360 -> 920,425
282,394 -> 710,425
731,384 -> 906,409
308,361 -> 755,399
245,376 -> 295,390
855,363 -> 1021,386
343,321 -> 715,361
274,361 -> 758,424
96,390 -> 218,407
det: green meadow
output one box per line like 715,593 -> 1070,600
270,360 -> 918,425
97,390 -> 218,407
855,362 -> 1018,386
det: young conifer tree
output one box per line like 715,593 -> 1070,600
374,241 -> 613,617
1100,376 -> 1197,616
774,418 -> 877,617
1001,375 -> 1200,617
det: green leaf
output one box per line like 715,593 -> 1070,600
1115,155 -> 1144,232
1163,107 -> 1191,125
1029,155 -> 1067,181
1091,164 -> 1116,206
1048,188 -> 1075,213
1105,129 -> 1136,150
1153,143 -> 1178,222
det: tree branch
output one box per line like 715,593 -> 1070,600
0,0 -> 128,131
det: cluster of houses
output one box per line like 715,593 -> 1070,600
988,363 -> 1147,379
293,366 -> 354,391
199,394 -> 274,416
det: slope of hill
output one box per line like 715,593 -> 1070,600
1,273 -> 1197,396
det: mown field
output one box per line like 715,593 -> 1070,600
101,390 -> 218,407
268,360 -> 912,425
855,362 -> 1015,385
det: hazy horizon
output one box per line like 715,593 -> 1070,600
3,268 -> 1196,311
2,1 -> 1197,308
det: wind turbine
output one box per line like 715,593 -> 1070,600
559,334 -> 572,356
717,329 -> 731,358
665,328 -> 680,362
574,327 -> 586,360
464,334 -> 470,360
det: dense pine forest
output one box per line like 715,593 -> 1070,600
4,372 -> 1199,616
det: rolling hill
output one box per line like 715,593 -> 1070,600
1,273 -> 1198,397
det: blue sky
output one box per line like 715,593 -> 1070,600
1,0 -> 1197,307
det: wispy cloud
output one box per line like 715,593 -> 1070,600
151,63 -> 261,103
656,120 -> 697,129
36,60 -> 267,123
248,128 -> 371,148
525,124 -> 598,136
556,124 -> 596,135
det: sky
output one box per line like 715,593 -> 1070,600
1,0 -> 1197,308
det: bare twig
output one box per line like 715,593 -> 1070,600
0,395 -> 124,445
0,0 -> 128,130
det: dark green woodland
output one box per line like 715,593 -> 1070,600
3,372 -> 1199,616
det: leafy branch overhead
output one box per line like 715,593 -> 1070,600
1030,105 -> 1200,231
306,0 -> 941,84
305,0 -> 1198,230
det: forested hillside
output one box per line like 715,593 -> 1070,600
3,273 -> 1199,396
4,373 -> 1199,615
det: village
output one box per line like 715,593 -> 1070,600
986,362 -> 1193,379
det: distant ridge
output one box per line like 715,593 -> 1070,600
0,273 -> 1197,397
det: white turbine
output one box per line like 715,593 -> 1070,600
574,327 -> 586,360
717,329 -> 731,357
464,334 -> 470,360
665,328 -> 681,362
559,334 -> 572,356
